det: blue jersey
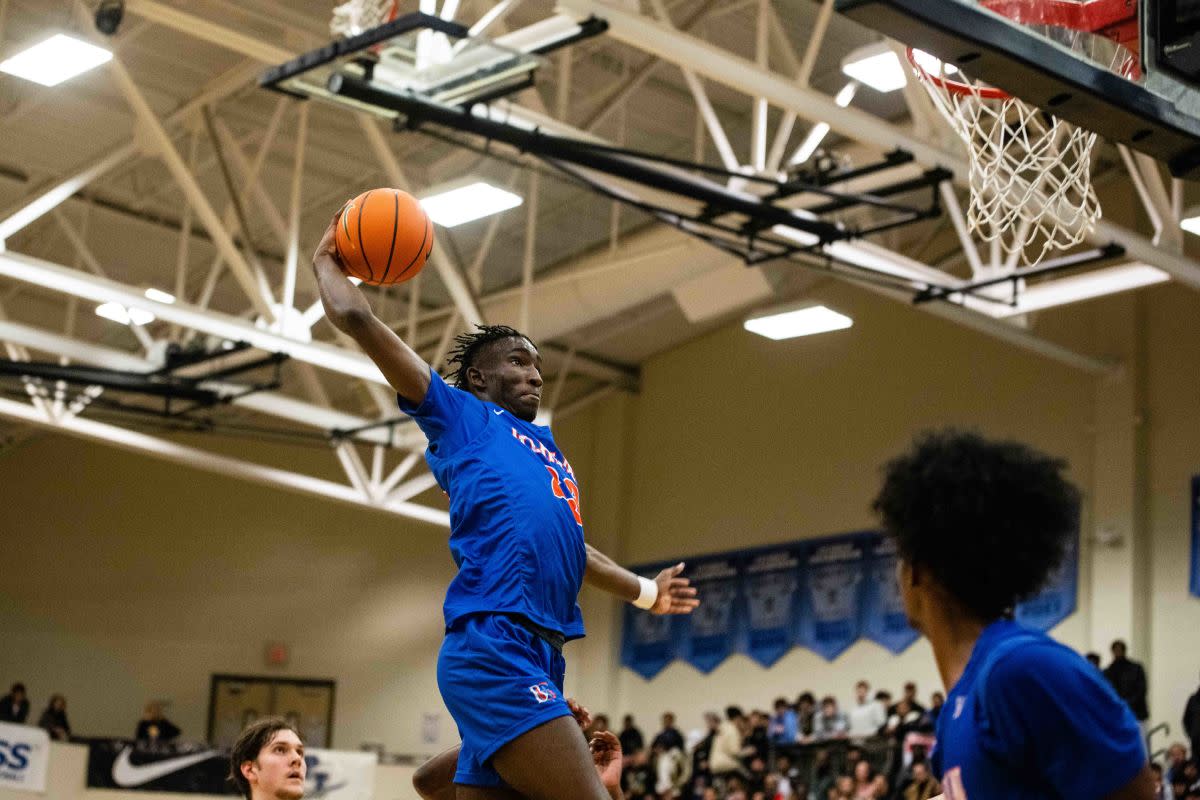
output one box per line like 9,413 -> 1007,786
399,371 -> 586,638
932,619 -> 1144,800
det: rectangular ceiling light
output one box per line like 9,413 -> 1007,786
144,287 -> 176,304
95,302 -> 154,326
420,181 -> 522,227
990,263 -> 1170,316
1181,215 -> 1200,236
0,34 -> 112,87
744,304 -> 853,340
841,42 -> 907,92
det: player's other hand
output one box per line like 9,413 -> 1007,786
651,562 -> 700,615
589,730 -> 623,793
567,697 -> 592,731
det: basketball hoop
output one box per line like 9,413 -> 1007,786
906,0 -> 1137,267
330,0 -> 398,38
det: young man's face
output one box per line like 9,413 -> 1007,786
241,729 -> 306,800
470,337 -> 543,422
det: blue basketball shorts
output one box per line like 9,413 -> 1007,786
436,613 -> 571,787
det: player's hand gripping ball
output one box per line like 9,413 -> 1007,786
334,188 -> 433,285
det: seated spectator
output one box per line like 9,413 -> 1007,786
1168,743 -> 1190,784
883,697 -> 923,740
872,690 -> 893,733
890,682 -> 925,717
851,760 -> 888,799
922,691 -> 944,731
828,774 -> 855,800
619,714 -> 644,756
812,695 -> 849,741
621,748 -> 654,800
136,701 -> 181,745
653,735 -> 691,800
743,710 -> 770,763
795,692 -> 817,740
901,761 -> 939,800
768,697 -> 798,745
0,683 -> 29,723
653,711 -> 685,752
37,694 -> 70,741
688,712 -> 721,798
846,680 -> 885,739
587,713 -> 611,738
726,774 -> 749,800
711,706 -> 748,780
1150,762 -> 1167,800
1085,651 -> 1102,669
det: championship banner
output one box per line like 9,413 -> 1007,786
1014,528 -> 1078,631
0,721 -> 50,794
678,554 -> 744,673
1191,476 -> 1200,599
85,739 -> 377,798
860,534 -> 920,654
799,535 -> 867,661
621,561 -> 682,680
741,546 -> 803,667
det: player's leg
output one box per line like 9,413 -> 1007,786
490,715 -> 617,800
413,746 -> 461,800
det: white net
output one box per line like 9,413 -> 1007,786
910,47 -> 1105,267
330,0 -> 397,38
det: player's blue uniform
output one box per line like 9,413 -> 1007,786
931,618 -> 1145,799
400,371 -> 586,786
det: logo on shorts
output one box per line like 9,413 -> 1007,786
528,682 -> 557,703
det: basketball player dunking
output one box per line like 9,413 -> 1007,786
874,430 -> 1152,800
312,217 -> 698,800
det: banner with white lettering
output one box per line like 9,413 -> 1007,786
860,533 -> 920,654
1191,476 -> 1200,599
0,722 -> 49,793
621,561 -> 682,680
1014,528 -> 1078,631
799,535 -> 867,661
679,554 -> 744,673
741,546 -> 803,667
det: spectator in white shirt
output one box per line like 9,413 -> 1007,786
846,681 -> 886,739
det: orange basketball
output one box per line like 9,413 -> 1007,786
334,188 -> 433,285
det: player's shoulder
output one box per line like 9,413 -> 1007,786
984,629 -> 1092,694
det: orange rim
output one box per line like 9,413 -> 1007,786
905,47 -> 1011,99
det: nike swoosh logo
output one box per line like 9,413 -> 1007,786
493,409 -> 503,415
112,747 -> 219,788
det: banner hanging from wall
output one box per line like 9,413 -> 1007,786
621,527 -> 1079,677
84,739 -> 376,798
1191,476 -> 1200,599
0,721 -> 50,794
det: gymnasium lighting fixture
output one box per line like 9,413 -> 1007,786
144,287 -> 176,304
790,81 -> 861,165
989,263 -> 1170,316
841,41 -> 907,92
420,181 -> 523,227
744,304 -> 853,340
95,302 -> 154,326
1181,210 -> 1200,236
0,34 -> 112,86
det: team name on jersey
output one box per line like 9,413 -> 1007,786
511,427 -> 575,478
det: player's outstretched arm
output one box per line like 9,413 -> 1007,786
583,544 -> 699,615
311,214 -> 431,405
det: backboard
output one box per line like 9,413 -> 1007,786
836,0 -> 1200,178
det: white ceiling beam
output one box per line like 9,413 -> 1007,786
0,395 -> 448,526
125,0 -> 296,64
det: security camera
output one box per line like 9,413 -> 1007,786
95,0 -> 125,36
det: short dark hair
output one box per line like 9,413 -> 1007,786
445,324 -> 536,389
228,717 -> 301,800
10,683 -> 25,695
725,706 -> 744,720
797,692 -> 816,705
1112,639 -> 1127,653
873,429 -> 1079,621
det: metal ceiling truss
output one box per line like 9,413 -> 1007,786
0,0 -> 1185,521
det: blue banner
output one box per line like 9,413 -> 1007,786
679,555 -> 743,673
620,593 -> 680,680
799,535 -> 867,661
1190,476 -> 1200,599
860,534 -> 920,654
741,547 -> 803,667
1014,529 -> 1078,631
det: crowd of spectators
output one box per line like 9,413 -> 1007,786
0,681 -> 182,745
594,645 -> 1200,800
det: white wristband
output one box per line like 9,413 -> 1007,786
633,576 -> 659,610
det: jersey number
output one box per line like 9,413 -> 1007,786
545,465 -> 582,526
